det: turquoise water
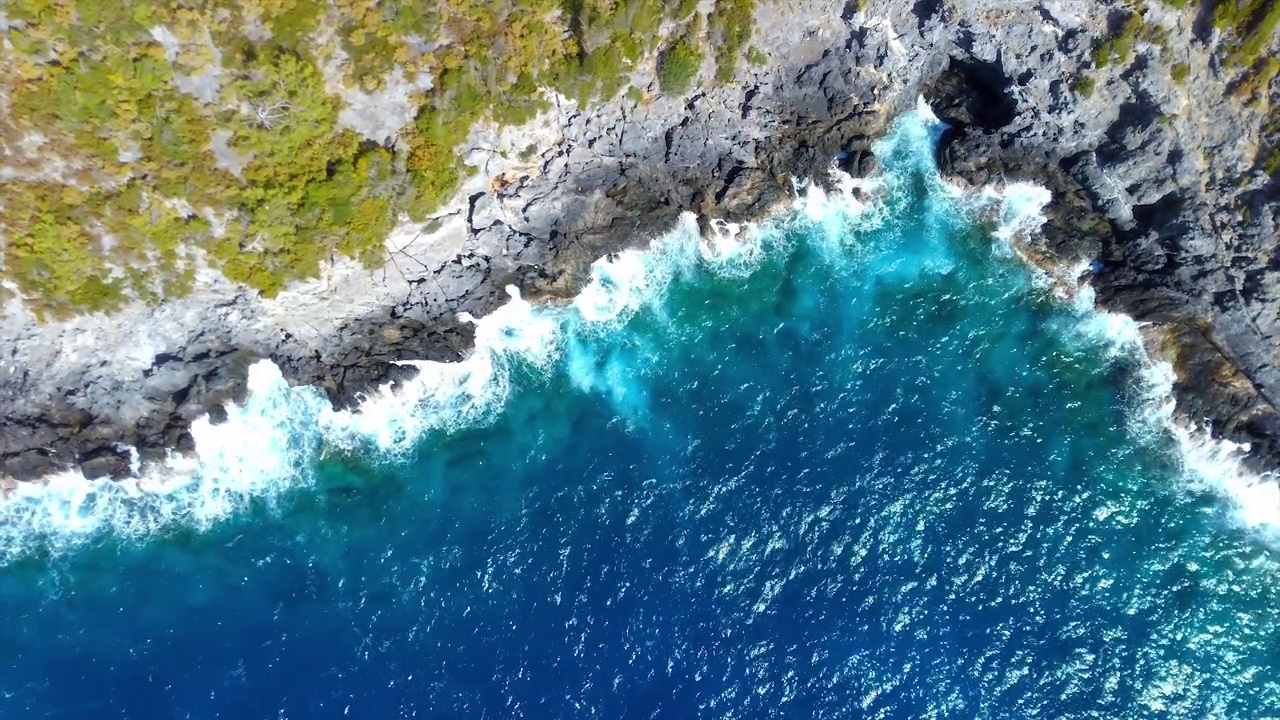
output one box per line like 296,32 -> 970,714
3,107 -> 1279,718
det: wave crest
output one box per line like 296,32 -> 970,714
2,103 -> 1275,564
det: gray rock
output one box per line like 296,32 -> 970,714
1,0 -> 1277,480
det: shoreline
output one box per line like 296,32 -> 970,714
2,123 -> 1275,565
994,181 -> 1277,489
2,0 -> 1277,481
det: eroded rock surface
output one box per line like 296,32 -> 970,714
2,0 -> 1277,479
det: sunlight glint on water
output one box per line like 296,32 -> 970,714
1,104 -> 1279,719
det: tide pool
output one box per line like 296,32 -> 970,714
2,106 -> 1278,719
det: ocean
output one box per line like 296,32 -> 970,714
2,104 -> 1278,718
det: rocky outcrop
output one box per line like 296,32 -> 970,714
2,0 -> 1277,480
921,3 -> 1280,472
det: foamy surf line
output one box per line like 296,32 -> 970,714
0,212 -> 758,563
1,103 -> 1274,564
975,162 -> 1280,535
0,300 -> 559,565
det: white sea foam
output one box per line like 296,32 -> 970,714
2,102 -> 1276,561
321,285 -> 562,455
1043,235 -> 1280,536
1068,286 -> 1149,357
986,182 -> 1054,245
573,212 -> 767,332
0,211 -> 748,562
791,169 -> 889,264
1107,336 -> 1280,534
702,217 -> 761,272
796,171 -> 879,220
571,214 -> 702,329
573,248 -> 652,325
951,131 -> 1280,535
0,362 -> 330,562
1173,424 -> 1280,532
566,213 -> 769,419
0,287 -> 566,562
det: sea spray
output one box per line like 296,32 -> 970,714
319,285 -> 563,456
0,363 -> 332,563
7,103 -> 1280,719
983,185 -> 1280,534
1174,423 -> 1280,531
0,102 -> 1274,566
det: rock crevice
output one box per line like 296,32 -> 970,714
1,0 -> 1277,480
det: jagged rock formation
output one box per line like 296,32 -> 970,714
2,0 -> 1277,480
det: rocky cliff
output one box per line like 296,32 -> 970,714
2,0 -> 1278,480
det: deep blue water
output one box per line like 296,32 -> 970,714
3,108 -> 1279,719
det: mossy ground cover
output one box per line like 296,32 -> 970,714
658,15 -> 704,94
1205,0 -> 1280,172
1093,3 -> 1278,76
0,0 -> 749,318
1212,0 -> 1280,67
709,0 -> 754,82
1093,12 -> 1158,69
1087,2 -> 1277,173
1261,110 -> 1280,176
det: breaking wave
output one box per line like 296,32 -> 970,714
0,100 -> 1273,566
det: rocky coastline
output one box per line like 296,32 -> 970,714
2,0 -> 1277,481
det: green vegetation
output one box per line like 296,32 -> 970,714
1198,0 -> 1280,177
1213,0 -> 1280,67
1093,13 -> 1145,69
1076,75 -> 1097,98
1200,1 -> 1279,179
673,0 -> 700,20
1159,0 -> 1278,176
1232,56 -> 1280,104
658,19 -> 704,94
555,0 -> 688,103
709,0 -> 755,82
1261,107 -> 1280,176
0,0 -> 729,317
